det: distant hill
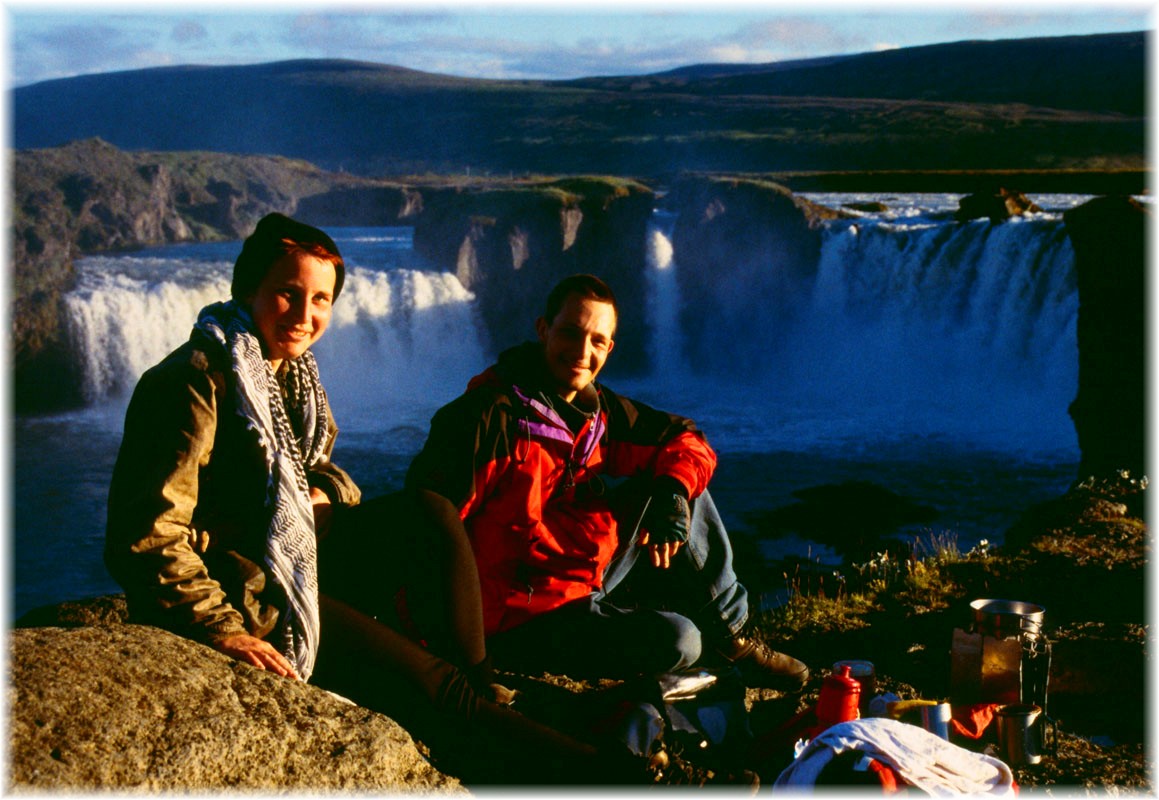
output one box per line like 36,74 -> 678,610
12,32 -> 1146,177
571,33 -> 1146,116
650,54 -> 851,81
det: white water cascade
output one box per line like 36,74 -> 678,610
637,204 -> 1079,456
795,216 -> 1078,449
64,255 -> 233,403
644,210 -> 682,378
806,217 -> 1077,392
62,240 -> 489,431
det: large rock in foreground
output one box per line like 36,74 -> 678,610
8,619 -> 462,792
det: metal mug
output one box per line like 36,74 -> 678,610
996,703 -> 1055,765
919,702 -> 952,740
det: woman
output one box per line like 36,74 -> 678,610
104,213 -> 638,785
105,212 -> 355,680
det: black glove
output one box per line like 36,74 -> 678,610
641,477 -> 691,545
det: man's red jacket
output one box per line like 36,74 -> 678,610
407,343 -> 717,635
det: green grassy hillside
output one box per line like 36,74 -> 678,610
13,33 -> 1146,178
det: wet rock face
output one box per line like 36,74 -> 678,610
954,187 -> 1042,222
11,140 -> 365,412
411,180 -> 656,369
8,619 -> 462,793
1063,196 -> 1148,480
668,177 -> 842,374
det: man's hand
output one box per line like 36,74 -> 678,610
638,479 -> 690,570
639,532 -> 683,569
213,634 -> 299,679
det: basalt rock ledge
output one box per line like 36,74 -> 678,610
8,597 -> 462,793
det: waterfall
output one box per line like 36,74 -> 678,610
645,210 -> 682,378
790,216 -> 1078,449
58,212 -> 1079,454
62,251 -> 488,428
639,208 -> 1079,454
807,218 -> 1077,386
63,255 -> 233,403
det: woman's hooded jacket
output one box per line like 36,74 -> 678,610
105,330 -> 360,648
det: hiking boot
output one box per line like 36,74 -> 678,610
718,635 -> 809,692
647,748 -> 761,790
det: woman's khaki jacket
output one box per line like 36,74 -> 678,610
105,334 -> 361,647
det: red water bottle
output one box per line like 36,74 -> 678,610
816,664 -> 861,729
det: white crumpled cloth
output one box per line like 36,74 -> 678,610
773,717 -> 1015,796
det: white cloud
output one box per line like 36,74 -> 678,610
7,6 -> 1151,86
171,20 -> 209,45
705,44 -> 753,63
12,19 -> 174,84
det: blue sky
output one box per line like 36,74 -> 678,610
5,2 -> 1154,88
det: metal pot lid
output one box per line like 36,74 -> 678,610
970,598 -> 1045,621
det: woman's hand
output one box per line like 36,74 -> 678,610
214,634 -> 299,679
310,486 -> 333,536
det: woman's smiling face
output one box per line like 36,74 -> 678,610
247,251 -> 337,370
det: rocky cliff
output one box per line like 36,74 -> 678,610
1063,196 -> 1149,479
411,177 -> 655,367
9,597 -> 462,792
11,140 -> 408,411
667,176 -> 846,370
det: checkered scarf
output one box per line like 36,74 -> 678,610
195,300 -> 329,681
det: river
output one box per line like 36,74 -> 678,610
11,193 -> 1086,618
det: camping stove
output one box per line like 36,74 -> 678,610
949,599 -> 1052,714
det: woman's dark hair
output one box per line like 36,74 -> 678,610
231,213 -> 345,302
543,274 -> 619,331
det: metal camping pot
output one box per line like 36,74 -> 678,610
971,599 -> 1045,637
920,702 -> 952,741
951,598 -> 1052,715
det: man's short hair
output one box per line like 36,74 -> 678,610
543,274 -> 619,329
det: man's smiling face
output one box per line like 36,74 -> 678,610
536,292 -> 617,402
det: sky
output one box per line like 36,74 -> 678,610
4,1 -> 1154,88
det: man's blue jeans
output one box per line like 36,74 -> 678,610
487,489 -> 750,679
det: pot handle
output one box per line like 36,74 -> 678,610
1040,714 -> 1059,756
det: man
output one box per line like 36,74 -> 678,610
406,274 -> 807,690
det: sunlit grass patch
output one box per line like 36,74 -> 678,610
754,528 -> 996,636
